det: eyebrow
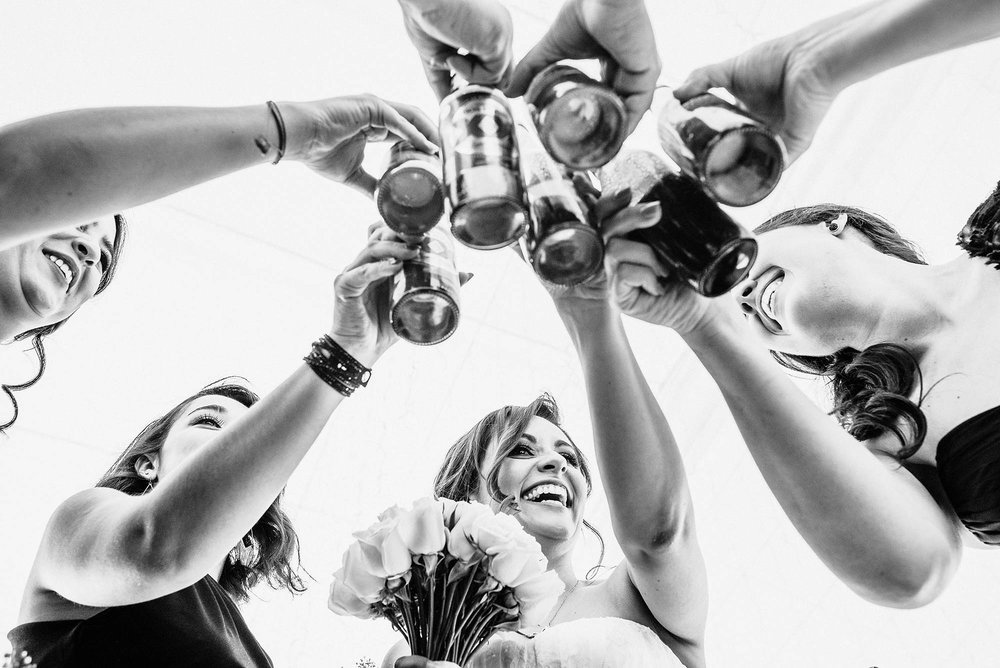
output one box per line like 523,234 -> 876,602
187,404 -> 228,416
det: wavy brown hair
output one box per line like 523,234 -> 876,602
435,394 -> 605,572
754,205 -> 928,458
2,214 -> 128,431
95,379 -> 307,603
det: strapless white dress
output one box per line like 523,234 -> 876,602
465,617 -> 685,667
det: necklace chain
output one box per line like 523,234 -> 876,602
544,579 -> 580,627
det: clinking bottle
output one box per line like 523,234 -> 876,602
598,149 -> 757,297
655,87 -> 785,207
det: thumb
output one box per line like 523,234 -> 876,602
395,657 -> 430,668
674,62 -> 732,102
506,36 -> 562,97
344,165 -> 378,199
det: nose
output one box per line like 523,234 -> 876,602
72,236 -> 99,267
537,451 -> 567,473
734,276 -> 758,315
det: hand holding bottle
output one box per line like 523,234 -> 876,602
673,33 -> 838,165
285,95 -> 439,195
507,0 -> 660,135
329,223 -> 419,365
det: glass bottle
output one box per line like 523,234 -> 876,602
524,63 -> 627,170
599,149 -> 757,297
518,122 -> 603,286
377,140 -> 445,240
440,85 -> 528,250
656,87 -> 785,207
390,225 -> 461,345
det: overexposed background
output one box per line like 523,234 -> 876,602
2,0 -> 1000,666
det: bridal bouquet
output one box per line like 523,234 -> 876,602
328,497 -> 563,664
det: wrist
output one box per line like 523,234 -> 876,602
327,334 -> 380,368
278,101 -> 317,164
678,301 -> 742,350
789,3 -> 882,94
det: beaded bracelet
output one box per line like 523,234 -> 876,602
304,335 -> 371,397
266,100 -> 287,165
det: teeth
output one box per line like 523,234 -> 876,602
45,253 -> 74,286
760,276 -> 781,321
522,483 -> 569,507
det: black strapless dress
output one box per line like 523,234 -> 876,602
935,180 -> 1000,545
7,576 -> 273,667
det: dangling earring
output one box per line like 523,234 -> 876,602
141,471 -> 157,495
228,534 -> 255,567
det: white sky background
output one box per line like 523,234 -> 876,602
1,0 -> 1000,666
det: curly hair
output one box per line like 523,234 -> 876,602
2,214 -> 128,431
754,205 -> 929,458
94,379 -> 307,603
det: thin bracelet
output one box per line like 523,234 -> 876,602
266,100 -> 287,165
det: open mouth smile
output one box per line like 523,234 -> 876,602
521,481 -> 573,509
752,267 -> 785,335
43,250 -> 78,293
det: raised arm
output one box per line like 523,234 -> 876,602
605,224 -> 962,608
33,225 -> 415,607
542,196 -> 708,645
0,96 -> 438,250
675,0 -> 1000,162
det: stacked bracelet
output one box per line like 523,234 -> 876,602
304,335 -> 371,397
266,100 -> 287,165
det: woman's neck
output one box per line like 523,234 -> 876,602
538,540 -> 578,588
862,256 -> 975,353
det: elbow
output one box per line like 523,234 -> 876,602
852,547 -> 960,609
619,502 -> 697,559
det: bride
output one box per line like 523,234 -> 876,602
384,194 -> 708,668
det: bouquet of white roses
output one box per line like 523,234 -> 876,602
329,497 -> 563,664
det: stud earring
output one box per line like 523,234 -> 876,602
825,212 -> 848,235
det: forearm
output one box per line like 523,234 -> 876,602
0,104 -> 283,248
559,301 -> 694,552
144,360 -> 353,577
800,0 -> 1000,92
683,308 -> 958,604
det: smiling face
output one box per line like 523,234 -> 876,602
0,219 -> 118,341
153,394 -> 251,480
734,220 -> 889,357
475,415 -> 589,543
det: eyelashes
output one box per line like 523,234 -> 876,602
191,413 -> 224,429
509,441 -> 581,468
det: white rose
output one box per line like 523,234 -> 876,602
397,498 -> 447,555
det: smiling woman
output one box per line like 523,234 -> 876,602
7,226 -> 417,667
0,93 -> 438,431
384,195 -> 709,668
0,215 -> 126,430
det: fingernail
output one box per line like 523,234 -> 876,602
638,201 -> 661,218
385,257 -> 400,264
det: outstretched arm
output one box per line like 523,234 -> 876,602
0,96 -> 438,249
604,221 -> 963,608
681,307 -> 962,607
34,225 -> 415,607
542,196 -> 707,645
676,0 -> 1000,162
